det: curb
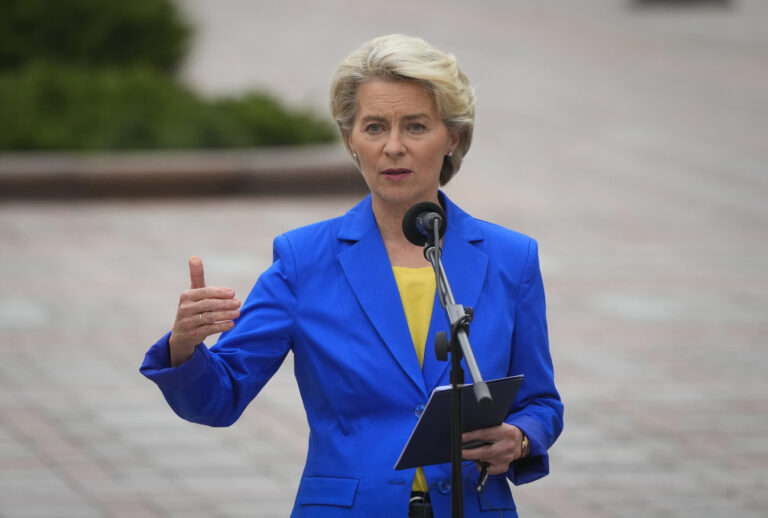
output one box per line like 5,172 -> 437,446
0,145 -> 367,200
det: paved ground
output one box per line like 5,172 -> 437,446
1,0 -> 767,516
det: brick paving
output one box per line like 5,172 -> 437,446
1,1 -> 767,516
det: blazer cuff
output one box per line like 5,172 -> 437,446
140,331 -> 210,391
506,415 -> 551,485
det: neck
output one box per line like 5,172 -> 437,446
371,193 -> 440,268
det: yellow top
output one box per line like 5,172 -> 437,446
392,265 -> 436,493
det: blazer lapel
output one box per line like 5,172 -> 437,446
421,195 -> 488,394
337,197 -> 427,396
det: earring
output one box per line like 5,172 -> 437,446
447,151 -> 454,158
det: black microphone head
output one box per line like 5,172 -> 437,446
402,201 -> 447,246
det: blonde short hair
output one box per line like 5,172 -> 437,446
330,34 -> 475,185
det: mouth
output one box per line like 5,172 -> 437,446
381,168 -> 413,180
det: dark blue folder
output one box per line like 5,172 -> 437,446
395,375 -> 524,470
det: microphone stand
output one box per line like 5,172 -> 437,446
423,220 -> 492,518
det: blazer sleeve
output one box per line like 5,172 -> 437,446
504,238 -> 564,485
140,234 -> 298,427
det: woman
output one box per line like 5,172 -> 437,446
141,34 -> 563,517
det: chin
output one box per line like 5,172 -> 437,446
376,187 -> 437,207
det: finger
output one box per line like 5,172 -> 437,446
175,321 -> 236,347
180,287 -> 236,303
462,428 -> 491,443
175,300 -> 239,333
175,316 -> 236,337
462,444 -> 491,461
198,309 -> 241,325
189,256 -> 206,289
470,439 -> 520,471
463,424 -> 515,443
175,309 -> 237,332
466,444 -> 514,472
186,297 -> 241,313
197,320 -> 236,335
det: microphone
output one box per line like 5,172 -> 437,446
402,202 -> 447,246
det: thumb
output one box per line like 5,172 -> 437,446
188,256 -> 206,289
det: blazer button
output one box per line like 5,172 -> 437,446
414,404 -> 426,418
437,479 -> 451,494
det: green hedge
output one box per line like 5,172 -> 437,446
0,0 -> 191,73
0,65 -> 337,151
0,0 -> 336,151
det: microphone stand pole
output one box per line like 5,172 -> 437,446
423,220 -> 492,518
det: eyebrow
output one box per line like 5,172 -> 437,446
358,113 -> 433,123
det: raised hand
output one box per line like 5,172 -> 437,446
168,256 -> 241,367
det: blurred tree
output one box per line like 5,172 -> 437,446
0,0 -> 336,151
0,65 -> 336,150
0,0 -> 191,72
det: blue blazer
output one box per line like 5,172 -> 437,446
141,193 -> 563,517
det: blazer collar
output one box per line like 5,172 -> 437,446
337,192 -> 484,242
337,192 -> 488,396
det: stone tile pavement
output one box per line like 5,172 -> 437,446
1,0 -> 767,516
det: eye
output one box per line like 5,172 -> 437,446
409,122 -> 426,132
365,123 -> 383,133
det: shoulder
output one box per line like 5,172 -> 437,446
272,215 -> 345,263
280,215 -> 344,244
475,218 -> 535,249
273,194 -> 373,260
473,219 -> 540,284
445,194 -> 537,257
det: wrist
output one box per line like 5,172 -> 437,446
169,335 -> 195,367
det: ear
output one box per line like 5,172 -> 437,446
342,133 -> 357,157
347,145 -> 360,163
447,129 -> 460,155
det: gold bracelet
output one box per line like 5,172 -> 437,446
521,434 -> 530,458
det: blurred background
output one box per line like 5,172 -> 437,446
0,0 -> 766,516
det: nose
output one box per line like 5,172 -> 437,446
383,130 -> 406,157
